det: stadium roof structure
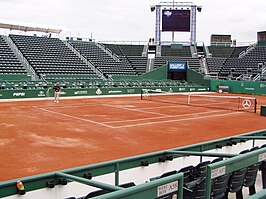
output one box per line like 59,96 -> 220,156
0,19 -> 62,34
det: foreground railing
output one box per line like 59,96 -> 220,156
0,129 -> 265,199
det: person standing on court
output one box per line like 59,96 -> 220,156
52,82 -> 61,103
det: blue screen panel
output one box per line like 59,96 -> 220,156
168,61 -> 187,71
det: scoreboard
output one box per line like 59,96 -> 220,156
162,9 -> 191,32
167,61 -> 187,80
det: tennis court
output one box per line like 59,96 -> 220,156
0,93 -> 266,181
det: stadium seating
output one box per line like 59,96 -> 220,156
2,34 -> 265,83
9,35 -> 100,80
0,35 -> 27,75
69,41 -> 137,76
0,128 -> 265,199
161,45 -> 192,57
83,182 -> 135,199
206,57 -> 226,74
177,165 -> 194,184
206,45 -> 266,80
102,44 -> 145,56
127,56 -> 148,74
192,161 -> 210,180
208,46 -> 234,58
183,177 -> 206,199
211,173 -> 231,199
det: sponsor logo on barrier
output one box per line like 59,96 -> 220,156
198,88 -> 207,91
0,94 -> 2,97
38,91 -> 46,97
74,91 -> 88,95
259,152 -> 266,162
190,88 -> 196,91
13,92 -> 25,97
168,88 -> 173,93
211,166 -> 226,179
157,181 -> 178,197
155,89 -> 162,92
179,88 -> 186,91
260,84 -> 266,88
60,91 -> 66,95
127,89 -> 135,93
109,90 -> 122,94
245,87 -> 255,91
96,89 -> 102,95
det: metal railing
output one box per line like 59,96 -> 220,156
3,35 -> 38,80
96,42 -> 120,62
63,41 -> 106,80
239,43 -> 257,58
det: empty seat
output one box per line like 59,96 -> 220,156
150,170 -> 177,181
177,165 -> 194,184
183,177 -> 206,199
260,160 -> 266,189
225,167 -> 248,199
83,182 -> 135,199
192,161 -> 211,180
211,173 -> 231,199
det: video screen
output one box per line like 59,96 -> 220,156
162,9 -> 190,32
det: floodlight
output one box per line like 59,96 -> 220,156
197,6 -> 202,12
150,5 -> 155,12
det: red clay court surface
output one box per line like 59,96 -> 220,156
0,93 -> 265,181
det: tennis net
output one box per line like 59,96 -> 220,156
140,89 -> 257,113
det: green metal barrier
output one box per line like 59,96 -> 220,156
0,74 -> 32,81
94,173 -> 184,199
246,189 -> 266,199
0,86 -> 209,99
205,147 -> 266,198
211,80 -> 266,95
187,69 -> 211,87
0,129 -> 265,198
112,65 -> 168,81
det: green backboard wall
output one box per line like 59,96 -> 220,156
211,80 -> 266,95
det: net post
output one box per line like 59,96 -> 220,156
254,98 -> 257,113
140,89 -> 143,100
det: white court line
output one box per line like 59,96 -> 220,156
102,104 -> 170,117
38,108 -> 115,129
111,112 -> 243,129
141,104 -> 190,110
103,110 -> 225,124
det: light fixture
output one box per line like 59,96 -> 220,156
197,6 -> 202,12
150,5 -> 155,12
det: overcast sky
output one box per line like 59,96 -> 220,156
0,0 -> 266,45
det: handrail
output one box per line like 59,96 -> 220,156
236,74 -> 243,81
64,41 -> 106,80
238,50 -> 246,58
97,42 -> 120,62
253,73 -> 261,81
239,43 -> 257,58
3,35 -> 38,80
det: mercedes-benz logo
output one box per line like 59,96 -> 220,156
242,99 -> 251,109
